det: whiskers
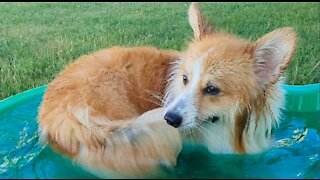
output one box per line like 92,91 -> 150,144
186,126 -> 200,144
136,95 -> 163,107
200,118 -> 225,134
135,86 -> 166,107
191,114 -> 226,141
143,88 -> 165,105
195,123 -> 211,137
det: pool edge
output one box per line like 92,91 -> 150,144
0,84 -> 319,115
0,85 -> 48,115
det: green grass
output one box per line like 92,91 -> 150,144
0,2 -> 319,100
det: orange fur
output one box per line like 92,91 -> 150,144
38,46 -> 182,178
38,2 -> 298,177
164,2 -> 297,154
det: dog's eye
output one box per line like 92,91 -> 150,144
203,86 -> 220,95
182,75 -> 189,85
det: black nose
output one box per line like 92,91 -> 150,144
164,111 -> 182,128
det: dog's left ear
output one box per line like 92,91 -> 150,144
188,2 -> 214,41
253,27 -> 297,87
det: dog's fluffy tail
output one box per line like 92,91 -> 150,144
38,107 -> 182,178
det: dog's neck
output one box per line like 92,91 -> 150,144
241,82 -> 285,154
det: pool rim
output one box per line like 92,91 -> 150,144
0,83 -> 319,115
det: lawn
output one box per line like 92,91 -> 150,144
0,2 -> 319,100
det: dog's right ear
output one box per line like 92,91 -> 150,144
188,2 -> 214,41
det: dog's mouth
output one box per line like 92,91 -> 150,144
178,122 -> 196,133
207,116 -> 219,123
177,116 -> 219,133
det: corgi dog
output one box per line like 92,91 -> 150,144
37,47 -> 182,178
163,2 -> 297,154
38,2 -> 297,178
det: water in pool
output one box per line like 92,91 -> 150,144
0,96 -> 319,179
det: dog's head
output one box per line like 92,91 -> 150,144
164,3 -> 297,153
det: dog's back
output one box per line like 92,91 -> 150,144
38,46 -> 182,177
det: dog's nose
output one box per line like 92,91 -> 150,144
164,111 -> 182,128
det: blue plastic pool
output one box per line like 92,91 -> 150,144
0,84 -> 319,178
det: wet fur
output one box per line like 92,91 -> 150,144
164,3 -> 297,154
38,2 -> 297,178
38,47 -> 182,178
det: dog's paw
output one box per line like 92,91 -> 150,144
135,108 -> 165,124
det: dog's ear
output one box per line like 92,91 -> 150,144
253,27 -> 297,87
188,2 -> 214,41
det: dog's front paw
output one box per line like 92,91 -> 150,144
135,108 -> 165,124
